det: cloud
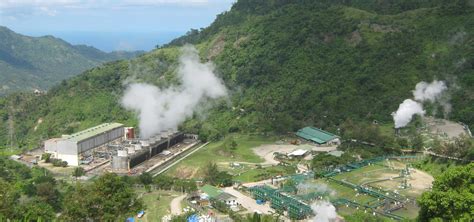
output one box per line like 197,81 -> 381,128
38,6 -> 58,16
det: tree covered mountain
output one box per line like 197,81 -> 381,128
0,26 -> 143,95
1,0 -> 473,149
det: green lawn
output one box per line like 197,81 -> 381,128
333,164 -> 398,185
165,134 -> 277,178
234,165 -> 297,183
136,189 -> 180,222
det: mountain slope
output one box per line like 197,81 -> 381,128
0,26 -> 143,94
1,0 -> 473,149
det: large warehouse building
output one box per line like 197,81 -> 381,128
44,123 -> 124,166
296,126 -> 340,146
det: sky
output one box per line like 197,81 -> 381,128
0,0 -> 235,51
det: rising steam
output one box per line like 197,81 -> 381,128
413,80 -> 447,102
311,201 -> 337,222
392,80 -> 448,128
392,99 -> 425,128
121,45 -> 227,138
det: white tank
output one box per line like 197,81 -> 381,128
161,130 -> 169,138
134,144 -> 142,150
140,140 -> 150,147
117,150 -> 128,157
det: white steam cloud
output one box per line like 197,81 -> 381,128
311,201 -> 337,222
392,99 -> 425,128
121,45 -> 227,138
413,80 -> 447,102
392,80 -> 448,128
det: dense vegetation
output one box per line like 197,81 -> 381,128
0,157 -> 143,220
0,26 -> 142,95
417,163 -> 473,221
1,1 -> 473,156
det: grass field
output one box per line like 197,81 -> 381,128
234,165 -> 296,183
165,134 -> 277,178
333,163 -> 399,185
135,189 -> 181,222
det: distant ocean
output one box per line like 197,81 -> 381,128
35,31 -> 185,52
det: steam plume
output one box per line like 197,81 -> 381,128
392,99 -> 425,128
413,80 -> 447,102
311,201 -> 337,222
121,45 -> 227,138
392,80 -> 448,128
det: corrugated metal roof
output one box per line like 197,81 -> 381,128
288,149 -> 308,156
200,185 -> 222,198
63,123 -> 124,142
215,192 -> 236,201
296,127 -> 338,144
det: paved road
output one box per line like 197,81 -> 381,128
170,194 -> 187,215
222,187 -> 274,214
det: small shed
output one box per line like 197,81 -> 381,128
215,192 -> 238,206
328,150 -> 344,157
288,149 -> 309,158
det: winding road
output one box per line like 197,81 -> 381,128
170,194 -> 187,215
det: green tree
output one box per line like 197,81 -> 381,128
0,179 -> 18,218
72,167 -> 85,179
41,153 -> 51,163
61,173 -> 143,221
203,162 -> 219,185
411,134 -> 424,151
20,200 -> 55,221
35,182 -> 61,210
139,172 -> 153,185
418,163 -> 474,221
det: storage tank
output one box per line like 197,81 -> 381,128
140,140 -> 150,147
112,156 -> 128,170
134,144 -> 142,150
117,150 -> 128,157
161,130 -> 169,138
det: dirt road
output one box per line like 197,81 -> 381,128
170,194 -> 186,215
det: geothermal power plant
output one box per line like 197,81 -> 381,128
42,122 -> 196,175
111,130 -> 184,170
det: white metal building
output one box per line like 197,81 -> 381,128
44,123 -> 124,166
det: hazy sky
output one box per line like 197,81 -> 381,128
0,0 -> 235,51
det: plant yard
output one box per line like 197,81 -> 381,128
135,189 -> 181,222
165,134 -> 278,178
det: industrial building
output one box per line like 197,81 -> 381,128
296,126 -> 340,146
200,185 -> 237,207
111,130 -> 184,171
44,123 -> 124,166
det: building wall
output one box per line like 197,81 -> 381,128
57,140 -> 78,155
57,153 -> 79,166
44,139 -> 60,155
77,126 -> 124,153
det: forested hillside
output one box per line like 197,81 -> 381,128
1,0 -> 473,150
0,26 -> 143,95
